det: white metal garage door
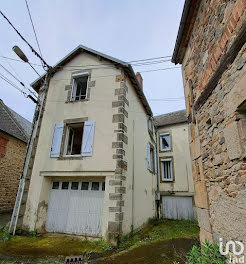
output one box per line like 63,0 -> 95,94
162,196 -> 194,220
46,181 -> 105,236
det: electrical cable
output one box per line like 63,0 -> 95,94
0,10 -> 50,69
24,0 -> 45,70
0,62 -> 38,98
0,72 -> 28,97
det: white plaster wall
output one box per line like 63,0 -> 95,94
23,52 -> 121,233
157,122 -> 194,195
122,78 -> 156,234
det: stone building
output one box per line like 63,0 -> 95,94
172,0 -> 246,248
154,110 -> 195,220
0,99 -> 31,213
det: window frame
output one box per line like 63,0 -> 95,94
70,72 -> 89,102
147,142 -> 155,173
147,117 -> 153,134
159,132 -> 172,152
160,157 -> 174,182
63,123 -> 84,157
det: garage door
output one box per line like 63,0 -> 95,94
162,196 -> 194,220
46,181 -> 105,236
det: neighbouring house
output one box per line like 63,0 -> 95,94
172,0 -> 246,249
18,45 -> 157,243
154,110 -> 195,220
0,99 -> 31,213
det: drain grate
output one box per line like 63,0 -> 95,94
65,256 -> 87,264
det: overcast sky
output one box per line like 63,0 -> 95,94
0,0 -> 185,121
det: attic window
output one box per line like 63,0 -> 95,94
71,72 -> 89,101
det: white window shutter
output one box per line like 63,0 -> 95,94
50,124 -> 64,157
71,79 -> 76,101
81,121 -> 95,156
147,143 -> 151,169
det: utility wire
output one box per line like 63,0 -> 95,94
24,0 -> 44,69
0,10 -> 50,69
0,62 -> 38,98
0,72 -> 28,97
0,55 -> 172,69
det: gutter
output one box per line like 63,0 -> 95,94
171,0 -> 192,64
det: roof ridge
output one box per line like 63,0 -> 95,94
154,109 -> 186,118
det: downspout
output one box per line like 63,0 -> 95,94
131,120 -> 135,231
154,125 -> 160,218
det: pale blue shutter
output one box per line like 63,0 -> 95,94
147,143 -> 151,169
50,124 -> 64,157
81,121 -> 95,156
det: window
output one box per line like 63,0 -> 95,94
102,182 -> 105,191
62,182 -> 69,189
148,118 -> 153,133
81,182 -> 89,190
91,182 -> 99,191
52,182 -> 59,189
71,182 -> 79,190
160,133 -> 171,151
161,158 -> 173,181
71,73 -> 89,101
65,123 -> 84,155
147,143 -> 155,172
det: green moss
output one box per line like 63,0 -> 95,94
0,235 -> 104,258
119,219 -> 199,252
0,219 -> 199,262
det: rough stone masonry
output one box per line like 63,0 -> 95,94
172,0 -> 246,251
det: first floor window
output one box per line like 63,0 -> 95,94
50,120 -> 95,158
161,158 -> 173,181
71,72 -> 89,101
65,123 -> 84,155
147,142 -> 155,172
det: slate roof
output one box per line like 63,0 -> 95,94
0,99 -> 32,143
154,110 -> 187,127
31,44 -> 153,116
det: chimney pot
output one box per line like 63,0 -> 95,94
136,72 -> 143,89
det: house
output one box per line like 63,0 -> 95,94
0,99 -> 31,213
18,45 -> 157,243
154,110 -> 195,220
172,0 -> 246,247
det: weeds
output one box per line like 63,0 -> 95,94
186,240 -> 227,264
29,230 -> 37,237
1,226 -> 10,242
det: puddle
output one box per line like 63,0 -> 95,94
94,238 -> 198,264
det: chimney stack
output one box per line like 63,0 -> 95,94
136,72 -> 143,89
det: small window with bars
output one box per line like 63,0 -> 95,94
161,158 -> 174,182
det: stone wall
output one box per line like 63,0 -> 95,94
181,0 -> 246,246
0,131 -> 27,213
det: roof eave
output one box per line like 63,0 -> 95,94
171,0 -> 201,64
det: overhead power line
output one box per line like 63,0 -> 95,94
0,55 -> 172,69
0,62 -> 37,98
0,72 -> 28,97
24,0 -> 44,69
0,10 -> 50,69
